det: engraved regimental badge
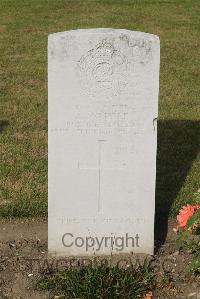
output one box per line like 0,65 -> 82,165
77,40 -> 129,96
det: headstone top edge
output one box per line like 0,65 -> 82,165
48,28 -> 159,43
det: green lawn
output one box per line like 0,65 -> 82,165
0,0 -> 199,217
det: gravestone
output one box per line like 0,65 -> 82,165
48,29 -> 160,256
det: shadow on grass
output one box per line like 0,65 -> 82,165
155,119 -> 200,249
0,120 -> 9,133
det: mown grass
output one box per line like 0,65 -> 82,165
0,0 -> 200,217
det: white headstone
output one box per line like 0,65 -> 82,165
48,29 -> 160,256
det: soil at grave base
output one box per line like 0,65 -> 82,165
0,218 -> 199,299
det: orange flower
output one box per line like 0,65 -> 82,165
177,204 -> 195,228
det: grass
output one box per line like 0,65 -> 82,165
0,0 -> 200,217
36,262 -> 155,298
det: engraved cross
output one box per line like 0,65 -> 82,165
78,139 -> 125,213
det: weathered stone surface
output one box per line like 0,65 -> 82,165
188,293 -> 197,299
48,29 -> 160,256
